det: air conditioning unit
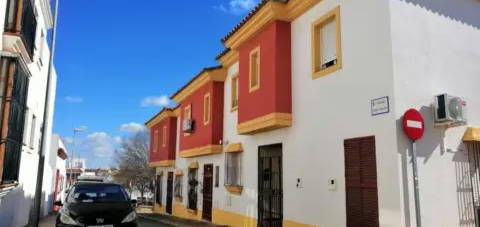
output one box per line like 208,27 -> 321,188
182,119 -> 194,133
434,94 -> 467,126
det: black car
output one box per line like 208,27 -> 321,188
54,182 -> 138,227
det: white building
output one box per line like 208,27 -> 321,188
0,0 -> 57,226
41,134 -> 68,215
145,0 -> 480,227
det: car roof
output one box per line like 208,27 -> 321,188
73,181 -> 123,187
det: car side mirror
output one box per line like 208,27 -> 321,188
54,201 -> 63,206
130,199 -> 137,204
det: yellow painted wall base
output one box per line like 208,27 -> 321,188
212,208 -> 257,227
153,203 -> 166,214
172,203 -> 202,221
284,219 -> 318,227
156,203 -> 315,227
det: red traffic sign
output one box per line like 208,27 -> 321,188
402,109 -> 425,141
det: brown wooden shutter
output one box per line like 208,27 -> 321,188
344,136 -> 379,227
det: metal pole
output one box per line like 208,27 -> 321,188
33,0 -> 59,226
69,129 -> 77,187
411,140 -> 422,227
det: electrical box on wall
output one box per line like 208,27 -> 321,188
434,94 -> 467,127
328,179 -> 337,191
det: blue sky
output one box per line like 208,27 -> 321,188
53,0 -> 260,168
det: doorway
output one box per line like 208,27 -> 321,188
166,172 -> 174,214
202,164 -> 214,221
344,136 -> 379,227
258,144 -> 283,227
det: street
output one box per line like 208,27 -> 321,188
39,215 -> 173,227
138,217 -> 174,227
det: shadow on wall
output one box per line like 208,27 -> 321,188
0,186 -> 32,227
403,0 -> 480,29
397,105 -> 476,227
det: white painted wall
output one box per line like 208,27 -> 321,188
0,0 -> 57,226
390,1 -> 480,227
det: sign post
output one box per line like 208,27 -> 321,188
402,109 -> 425,227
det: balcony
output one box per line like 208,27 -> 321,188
171,67 -> 226,158
237,20 -> 292,135
3,0 -> 38,62
145,108 -> 177,167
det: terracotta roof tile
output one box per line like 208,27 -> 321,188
220,0 -> 289,44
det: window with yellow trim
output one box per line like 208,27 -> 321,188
249,47 -> 260,92
153,130 -> 159,152
225,152 -> 242,187
183,104 -> 192,136
312,6 -> 342,79
203,93 -> 210,125
231,75 -> 239,111
162,126 -> 167,147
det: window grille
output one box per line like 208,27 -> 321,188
225,153 -> 242,187
2,60 -> 29,183
174,175 -> 182,199
155,174 -> 162,205
187,169 -> 198,210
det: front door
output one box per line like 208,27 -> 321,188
202,164 -> 214,221
258,144 -> 283,227
344,136 -> 379,227
166,172 -> 174,214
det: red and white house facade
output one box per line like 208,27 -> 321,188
145,0 -> 480,227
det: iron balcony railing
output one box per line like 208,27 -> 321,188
5,0 -> 38,58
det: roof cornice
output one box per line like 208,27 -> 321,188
170,67 -> 226,103
222,0 -> 321,50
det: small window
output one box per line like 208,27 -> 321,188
187,168 -> 198,210
312,6 -> 342,79
162,126 -> 167,147
215,166 -> 220,187
174,175 -> 183,199
203,93 -> 210,125
153,130 -> 159,152
249,47 -> 260,92
29,115 -> 37,148
156,174 -> 163,205
184,104 -> 192,136
225,153 -> 242,187
231,75 -> 239,111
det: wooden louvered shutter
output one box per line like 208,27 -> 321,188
344,136 -> 379,227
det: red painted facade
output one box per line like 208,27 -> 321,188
179,81 -> 224,152
149,117 -> 177,163
238,20 -> 292,124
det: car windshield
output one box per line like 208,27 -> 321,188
68,184 -> 128,203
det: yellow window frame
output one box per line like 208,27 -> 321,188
311,6 -> 342,79
249,46 -> 260,92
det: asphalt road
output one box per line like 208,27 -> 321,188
138,217 -> 174,227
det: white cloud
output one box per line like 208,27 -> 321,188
63,136 -> 74,144
120,122 -> 146,133
65,96 -> 83,103
141,95 -> 172,107
81,132 -> 119,158
215,0 -> 260,15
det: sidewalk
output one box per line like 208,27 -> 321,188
139,213 -> 227,227
39,213 -> 57,227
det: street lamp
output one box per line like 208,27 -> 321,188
69,126 -> 86,187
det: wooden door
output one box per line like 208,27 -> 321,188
344,136 -> 379,227
202,164 -> 214,221
258,144 -> 283,227
166,172 -> 174,214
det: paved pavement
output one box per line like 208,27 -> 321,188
39,214 -> 173,227
139,217 -> 174,227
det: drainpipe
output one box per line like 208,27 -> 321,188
32,0 -> 59,226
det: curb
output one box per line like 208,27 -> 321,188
138,214 -> 225,227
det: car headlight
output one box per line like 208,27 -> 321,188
121,211 -> 137,223
59,207 -> 79,225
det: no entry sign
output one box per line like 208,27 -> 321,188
402,109 -> 425,141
